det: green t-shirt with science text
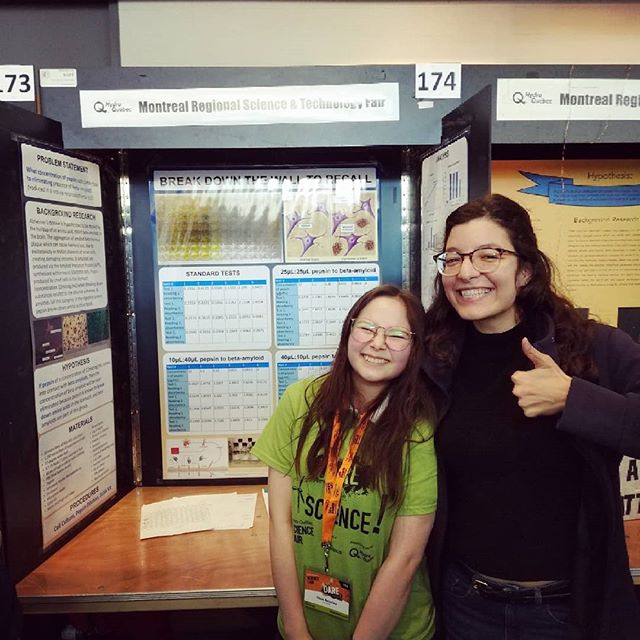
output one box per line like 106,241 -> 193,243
252,377 -> 437,640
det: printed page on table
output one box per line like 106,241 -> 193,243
140,492 -> 258,539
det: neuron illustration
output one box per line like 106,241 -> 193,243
354,198 -> 375,218
331,211 -> 349,234
286,210 -> 303,238
338,233 -> 364,256
295,231 -> 324,257
314,202 -> 329,215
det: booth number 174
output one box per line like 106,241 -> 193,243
417,71 -> 457,93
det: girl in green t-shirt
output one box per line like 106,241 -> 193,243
253,285 -> 438,640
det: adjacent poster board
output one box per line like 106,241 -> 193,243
420,136 -> 469,303
150,167 -> 381,479
492,159 -> 640,569
19,143 -> 117,547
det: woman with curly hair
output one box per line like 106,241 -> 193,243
423,193 -> 640,639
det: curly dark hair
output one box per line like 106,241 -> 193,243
295,284 -> 436,507
424,194 -> 597,380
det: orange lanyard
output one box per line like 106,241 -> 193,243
321,410 -> 369,573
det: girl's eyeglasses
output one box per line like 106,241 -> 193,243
350,319 -> 414,351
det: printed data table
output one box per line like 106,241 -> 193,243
164,352 -> 273,434
160,265 -> 271,350
276,350 -> 335,398
273,263 -> 379,347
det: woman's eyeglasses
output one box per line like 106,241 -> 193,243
350,319 -> 414,351
433,247 -> 520,276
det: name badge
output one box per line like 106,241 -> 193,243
303,568 -> 351,620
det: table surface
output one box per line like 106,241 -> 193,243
15,485 -> 640,613
16,485 -> 276,613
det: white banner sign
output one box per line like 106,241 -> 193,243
79,84 -> 400,128
153,167 -> 378,191
497,78 -> 640,121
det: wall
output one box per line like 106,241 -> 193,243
118,1 -> 640,67
0,2 -> 119,67
1,3 -> 638,72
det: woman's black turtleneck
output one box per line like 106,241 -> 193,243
438,321 -> 583,581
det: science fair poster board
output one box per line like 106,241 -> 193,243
19,143 -> 117,548
420,136 -> 469,303
150,167 -> 380,480
492,159 -> 640,569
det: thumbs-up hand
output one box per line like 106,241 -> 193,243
511,337 -> 572,417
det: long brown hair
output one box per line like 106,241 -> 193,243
295,284 -> 436,507
424,194 -> 597,380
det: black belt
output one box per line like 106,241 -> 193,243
459,564 -> 571,603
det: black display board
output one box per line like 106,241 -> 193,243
403,86 -> 492,296
0,103 -> 62,578
127,85 -> 491,485
0,103 -> 133,581
129,147 -> 409,485
39,64 -> 640,150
